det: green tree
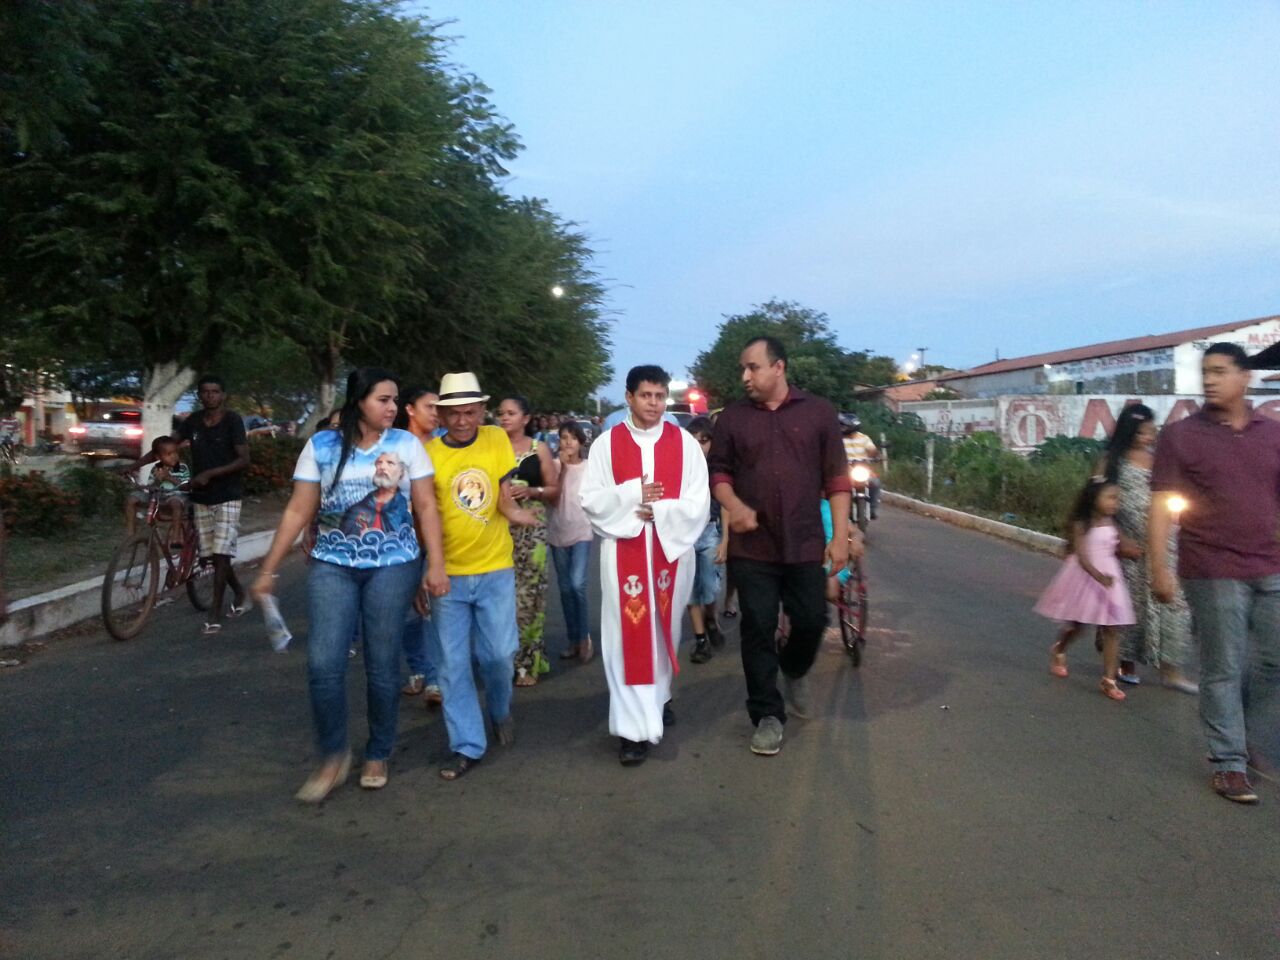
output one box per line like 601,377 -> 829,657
385,191 -> 612,412
2,0 -> 493,441
0,0 -> 109,153
692,299 -> 896,407
2,1 -> 614,437
849,351 -> 900,387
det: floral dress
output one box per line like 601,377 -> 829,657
512,440 -> 550,682
1114,459 -> 1192,668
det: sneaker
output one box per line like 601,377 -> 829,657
1212,771 -> 1259,804
783,673 -> 812,719
423,684 -> 443,708
1117,672 -> 1142,685
750,717 -> 784,756
690,638 -> 712,664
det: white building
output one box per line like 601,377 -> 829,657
903,314 -> 1280,452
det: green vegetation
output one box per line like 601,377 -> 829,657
885,431 -> 1105,535
1,0 -> 611,431
691,300 -> 899,408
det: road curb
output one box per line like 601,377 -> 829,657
882,490 -> 1066,555
1,530 -> 276,648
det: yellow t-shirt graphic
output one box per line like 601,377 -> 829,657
427,426 -> 517,576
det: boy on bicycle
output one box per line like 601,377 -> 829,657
126,436 -> 191,546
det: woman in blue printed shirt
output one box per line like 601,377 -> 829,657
254,368 -> 448,803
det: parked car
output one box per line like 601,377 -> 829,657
67,406 -> 144,459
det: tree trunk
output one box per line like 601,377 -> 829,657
299,342 -> 341,436
299,376 -> 337,435
142,360 -> 194,447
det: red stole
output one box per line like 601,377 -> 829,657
611,422 -> 684,685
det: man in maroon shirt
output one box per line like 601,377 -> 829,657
1150,342 -> 1280,804
708,336 -> 858,756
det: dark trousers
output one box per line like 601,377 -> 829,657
729,558 -> 827,725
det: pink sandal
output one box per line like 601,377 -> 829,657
1099,677 -> 1127,702
1049,645 -> 1068,678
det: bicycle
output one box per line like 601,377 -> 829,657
101,487 -> 214,640
0,437 -> 21,467
835,545 -> 868,667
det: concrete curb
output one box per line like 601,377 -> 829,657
1,530 -> 276,648
882,490 -> 1066,555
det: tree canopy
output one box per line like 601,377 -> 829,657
690,299 -> 899,408
0,0 -> 611,436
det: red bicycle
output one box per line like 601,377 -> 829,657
836,547 -> 868,667
101,488 -> 214,640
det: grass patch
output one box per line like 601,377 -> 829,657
8,491 -> 290,600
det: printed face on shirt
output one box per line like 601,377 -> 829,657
626,380 -> 668,430
373,452 -> 404,490
451,468 -> 492,517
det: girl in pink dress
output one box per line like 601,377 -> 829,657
1036,476 -> 1136,701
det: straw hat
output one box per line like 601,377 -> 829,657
436,372 -> 490,406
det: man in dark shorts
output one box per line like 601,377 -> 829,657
177,375 -> 250,635
1150,342 -> 1280,804
708,336 -> 857,756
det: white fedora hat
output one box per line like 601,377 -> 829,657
436,372 -> 490,406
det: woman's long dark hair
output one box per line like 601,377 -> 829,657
1063,475 -> 1115,554
1103,403 -> 1155,483
331,367 -> 397,492
393,385 -> 432,431
499,394 -> 534,437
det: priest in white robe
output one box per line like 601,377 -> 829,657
580,366 -> 709,765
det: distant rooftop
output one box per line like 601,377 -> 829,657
942,314 -> 1280,381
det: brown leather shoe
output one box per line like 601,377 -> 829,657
1212,771 -> 1259,804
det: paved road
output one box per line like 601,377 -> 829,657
3,509 -> 1278,960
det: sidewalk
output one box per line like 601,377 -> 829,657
1,530 -> 278,648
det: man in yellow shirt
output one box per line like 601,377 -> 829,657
427,373 -> 537,781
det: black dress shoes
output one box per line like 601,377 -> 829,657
619,738 -> 649,765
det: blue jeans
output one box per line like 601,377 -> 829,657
433,568 -> 519,759
1183,576 -> 1280,773
401,613 -> 440,684
306,559 -> 419,761
690,522 -> 722,606
550,541 -> 591,647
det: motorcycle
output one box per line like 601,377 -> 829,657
849,459 -> 878,533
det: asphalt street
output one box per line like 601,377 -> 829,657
3,508 -> 1278,960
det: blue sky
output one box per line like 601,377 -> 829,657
413,1 -> 1280,398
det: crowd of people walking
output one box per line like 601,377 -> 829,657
32,335 -> 1267,809
240,335 -> 862,799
